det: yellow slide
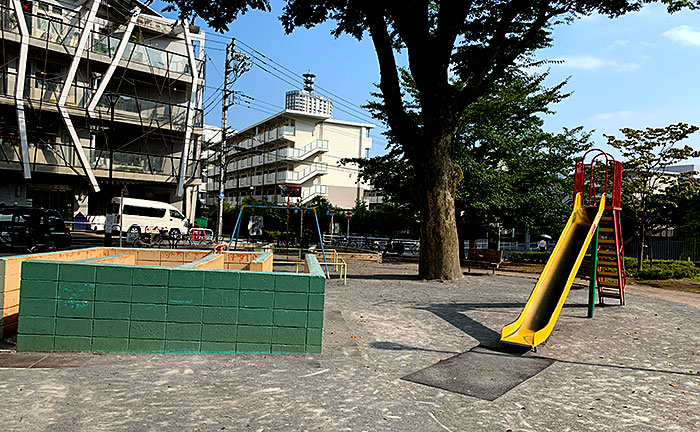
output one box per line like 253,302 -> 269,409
501,193 -> 606,349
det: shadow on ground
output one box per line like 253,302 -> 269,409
416,302 -> 587,348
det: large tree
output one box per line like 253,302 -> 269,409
353,68 -> 591,252
605,123 -> 700,270
165,0 -> 697,279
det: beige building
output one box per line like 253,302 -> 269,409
206,109 -> 373,209
0,0 -> 204,221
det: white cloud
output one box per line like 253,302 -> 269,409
559,55 -> 607,69
557,55 -> 640,72
639,41 -> 655,48
608,39 -> 630,48
662,25 -> 700,46
591,111 -> 634,121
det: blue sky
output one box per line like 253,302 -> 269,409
154,2 -> 700,163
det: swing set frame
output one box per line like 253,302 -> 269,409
227,205 -> 330,277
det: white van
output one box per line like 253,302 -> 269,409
112,197 -> 189,237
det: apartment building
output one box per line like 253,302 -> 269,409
205,110 -> 373,209
0,0 -> 204,221
284,73 -> 332,117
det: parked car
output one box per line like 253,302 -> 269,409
112,197 -> 189,239
0,207 -> 72,252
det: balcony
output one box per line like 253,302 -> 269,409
251,125 -> 295,146
276,163 -> 328,184
0,141 -> 195,179
96,93 -> 202,131
278,139 -> 329,161
0,68 -> 202,130
0,5 -> 205,80
301,185 -> 328,204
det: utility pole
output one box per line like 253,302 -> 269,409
217,39 -> 251,241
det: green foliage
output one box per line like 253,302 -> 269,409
657,176 -> 700,237
606,123 -> 700,238
509,251 -> 552,263
165,0 -> 696,277
352,69 -> 590,240
343,200 -> 419,237
624,258 -> 698,280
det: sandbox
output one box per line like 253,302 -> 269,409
0,248 -> 324,354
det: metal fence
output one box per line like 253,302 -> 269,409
624,236 -> 700,262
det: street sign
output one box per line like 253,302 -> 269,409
219,192 -> 225,200
329,208 -> 335,214
346,212 -> 352,219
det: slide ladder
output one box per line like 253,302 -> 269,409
596,208 -> 626,305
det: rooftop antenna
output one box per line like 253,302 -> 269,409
303,72 -> 316,93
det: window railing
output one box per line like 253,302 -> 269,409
302,185 -> 328,199
1,69 -> 202,131
0,140 -> 197,178
0,5 -> 204,78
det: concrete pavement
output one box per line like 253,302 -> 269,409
0,261 -> 698,431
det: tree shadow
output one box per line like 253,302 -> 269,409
417,302 -> 588,349
369,341 -> 461,355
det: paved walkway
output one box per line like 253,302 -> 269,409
0,262 -> 698,431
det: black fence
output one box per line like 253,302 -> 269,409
625,236 -> 700,262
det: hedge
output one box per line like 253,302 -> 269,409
509,251 -> 552,264
623,258 -> 698,280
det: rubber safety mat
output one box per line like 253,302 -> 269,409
402,345 -> 555,401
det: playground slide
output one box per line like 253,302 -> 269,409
501,193 -> 606,349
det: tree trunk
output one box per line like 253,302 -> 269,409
415,135 -> 462,280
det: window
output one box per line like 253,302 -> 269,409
366,129 -> 370,138
365,149 -> 370,158
47,211 -> 64,231
123,205 -> 166,218
169,209 -> 185,220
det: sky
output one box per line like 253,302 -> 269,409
153,2 -> 700,163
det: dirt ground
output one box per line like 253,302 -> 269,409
1,259 -> 698,431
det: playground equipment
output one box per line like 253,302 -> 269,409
228,205 -> 330,277
501,150 -> 625,349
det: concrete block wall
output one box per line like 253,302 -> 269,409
16,254 -> 325,354
1,248 -> 119,336
1,248 -> 268,336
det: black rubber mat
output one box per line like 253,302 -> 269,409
402,345 -> 555,401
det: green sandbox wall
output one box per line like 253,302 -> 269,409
16,254 -> 325,354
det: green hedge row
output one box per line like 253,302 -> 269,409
623,258 -> 698,280
509,251 -> 552,263
509,252 -> 698,280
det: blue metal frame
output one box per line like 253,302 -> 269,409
227,205 -> 330,277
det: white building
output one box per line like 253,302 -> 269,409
284,73 -> 332,117
206,109 -> 373,209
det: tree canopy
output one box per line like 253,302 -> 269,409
350,67 -> 591,248
605,123 -> 700,269
165,0 -> 698,279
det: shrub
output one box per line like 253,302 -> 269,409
509,251 -> 552,263
624,257 -> 698,280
